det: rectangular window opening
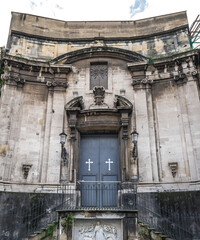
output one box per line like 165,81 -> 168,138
90,62 -> 108,90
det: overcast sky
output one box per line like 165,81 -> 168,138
0,0 -> 199,47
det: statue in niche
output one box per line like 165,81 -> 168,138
79,221 -> 117,240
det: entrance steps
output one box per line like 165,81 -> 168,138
138,221 -> 173,240
26,220 -> 173,240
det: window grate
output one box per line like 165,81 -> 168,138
90,62 -> 108,89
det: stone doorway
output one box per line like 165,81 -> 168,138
79,135 -> 120,207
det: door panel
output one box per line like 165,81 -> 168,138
102,175 -> 118,207
81,175 -> 97,207
79,135 -> 120,207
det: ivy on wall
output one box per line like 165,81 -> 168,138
0,47 -> 6,95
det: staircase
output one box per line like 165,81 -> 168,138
137,194 -> 194,240
1,189 -> 199,240
138,221 -> 173,240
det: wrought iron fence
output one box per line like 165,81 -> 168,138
137,193 -> 200,240
57,181 -> 137,211
1,183 -> 200,240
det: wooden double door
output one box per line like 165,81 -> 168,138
79,135 -> 120,207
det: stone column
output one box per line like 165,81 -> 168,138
175,74 -> 200,180
46,85 -> 66,183
39,86 -> 54,183
0,70 -> 25,181
129,63 -> 159,183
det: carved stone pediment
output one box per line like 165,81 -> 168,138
65,95 -> 132,140
65,96 -> 84,111
114,95 -> 133,110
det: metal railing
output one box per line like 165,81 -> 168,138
57,181 -> 137,211
137,193 -> 199,240
1,183 -> 200,240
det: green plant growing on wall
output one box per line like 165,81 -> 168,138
61,212 -> 75,228
61,212 -> 75,238
0,67 -> 5,95
40,222 -> 57,240
147,56 -> 154,65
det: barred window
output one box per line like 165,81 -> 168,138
90,62 -> 108,89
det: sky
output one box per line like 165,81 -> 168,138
0,0 -> 199,47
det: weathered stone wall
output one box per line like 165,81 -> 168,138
0,55 -> 200,191
0,12 -> 200,193
8,29 -> 190,60
7,12 -> 190,61
9,11 -> 188,39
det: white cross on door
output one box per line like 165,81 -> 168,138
105,158 -> 113,171
85,158 -> 93,171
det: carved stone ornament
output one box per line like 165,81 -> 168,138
132,77 -> 153,86
22,164 -> 32,179
65,96 -> 84,140
89,86 -> 109,109
173,71 -> 187,85
65,96 -> 84,111
93,86 -> 105,105
14,77 -> 26,87
168,162 -> 178,178
79,221 -> 117,240
114,95 -> 133,110
1,71 -> 10,81
46,80 -> 68,88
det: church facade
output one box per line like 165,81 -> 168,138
0,11 -> 200,240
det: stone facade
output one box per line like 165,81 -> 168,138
0,11 -> 200,239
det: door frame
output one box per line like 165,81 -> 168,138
65,95 -> 133,183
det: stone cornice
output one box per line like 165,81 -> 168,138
11,25 -> 188,43
128,50 -> 199,88
3,54 -> 72,73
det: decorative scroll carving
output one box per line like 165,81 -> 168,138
22,164 -> 32,179
68,115 -> 77,141
173,72 -> 187,85
79,221 -> 117,240
132,77 -> 154,87
14,77 -> 26,87
168,162 -> 178,178
121,112 -> 129,139
46,80 -> 68,88
191,70 -> 198,81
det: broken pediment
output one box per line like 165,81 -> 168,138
65,96 -> 84,111
50,46 -> 148,64
114,95 -> 133,111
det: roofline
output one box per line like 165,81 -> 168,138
10,25 -> 189,43
11,10 -> 187,24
